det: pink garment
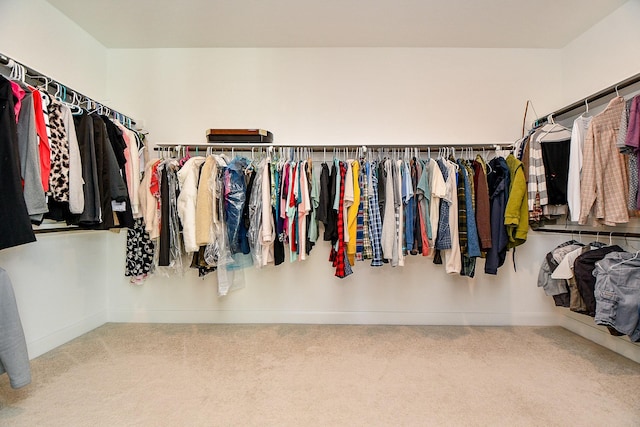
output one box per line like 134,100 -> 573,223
9,81 -> 25,123
626,96 -> 640,150
298,162 -> 310,260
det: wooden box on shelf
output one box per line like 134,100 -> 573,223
206,129 -> 274,143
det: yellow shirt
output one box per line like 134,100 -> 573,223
347,160 -> 360,265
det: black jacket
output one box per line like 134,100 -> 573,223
574,245 -> 625,317
0,76 -> 36,250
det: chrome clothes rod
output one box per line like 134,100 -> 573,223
533,227 -> 640,239
536,71 -> 640,124
0,52 -> 136,127
154,142 -> 514,151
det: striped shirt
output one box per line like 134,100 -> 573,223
368,170 -> 384,266
527,127 -> 548,210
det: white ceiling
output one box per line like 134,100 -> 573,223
46,0 -> 627,49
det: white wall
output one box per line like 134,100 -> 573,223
561,0 -> 640,105
0,0 -> 110,358
0,233 -> 109,359
106,229 -> 565,326
557,0 -> 640,358
107,48 -> 562,145
0,0 -> 108,101
105,47 -> 564,326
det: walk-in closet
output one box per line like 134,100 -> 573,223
1,0 -> 639,425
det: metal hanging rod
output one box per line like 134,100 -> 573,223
536,71 -> 640,125
154,142 -> 514,151
533,227 -> 640,240
0,52 -> 136,127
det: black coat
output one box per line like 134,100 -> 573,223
0,76 -> 36,250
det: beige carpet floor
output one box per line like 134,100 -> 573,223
0,324 -> 638,426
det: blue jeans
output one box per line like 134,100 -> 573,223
594,252 -> 640,342
404,196 -> 415,252
224,157 -> 249,255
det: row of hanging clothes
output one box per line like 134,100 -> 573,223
516,92 -> 640,228
538,235 -> 640,342
128,143 -> 530,294
0,67 -> 148,251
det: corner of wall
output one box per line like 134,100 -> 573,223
561,0 -> 640,104
0,0 -> 109,100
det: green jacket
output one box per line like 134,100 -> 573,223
504,154 -> 528,248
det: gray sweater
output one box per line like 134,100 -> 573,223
0,268 -> 31,389
15,82 -> 48,222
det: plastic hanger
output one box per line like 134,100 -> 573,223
538,116 -> 571,142
624,234 -> 639,251
609,250 -> 639,270
9,62 -> 26,83
584,99 -> 589,115
28,74 -> 49,91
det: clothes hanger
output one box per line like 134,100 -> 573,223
537,114 -> 570,141
609,249 -> 640,270
65,91 -> 83,115
624,234 -> 639,251
9,62 -> 26,83
581,98 -> 590,117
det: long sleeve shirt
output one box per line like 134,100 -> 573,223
579,97 -> 629,226
567,116 -> 592,222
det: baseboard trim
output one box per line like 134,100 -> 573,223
108,309 -> 559,326
26,311 -> 108,359
559,310 -> 640,364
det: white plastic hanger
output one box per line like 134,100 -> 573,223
609,250 -> 639,270
538,114 -> 571,142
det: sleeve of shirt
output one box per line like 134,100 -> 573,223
344,162 -> 354,208
567,119 -> 582,222
625,97 -> 640,149
431,164 -> 447,199
527,137 -> 548,210
504,162 -> 526,227
316,166 -> 329,224
579,123 -> 597,225
261,161 -> 274,242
